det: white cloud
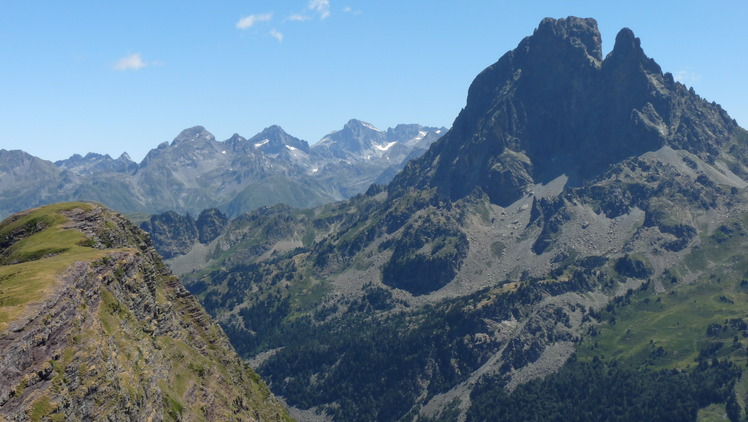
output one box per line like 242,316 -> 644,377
288,14 -> 311,22
287,1 -> 332,22
114,53 -> 147,71
309,0 -> 330,19
342,5 -> 362,15
236,13 -> 273,30
270,29 -> 284,42
674,70 -> 702,86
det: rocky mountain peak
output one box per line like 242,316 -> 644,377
533,16 -> 602,63
87,152 -> 108,160
249,125 -> 310,154
314,119 -> 388,160
224,133 -> 251,154
263,124 -> 287,135
345,118 -> 381,132
604,27 -> 662,76
611,27 -> 638,55
227,133 -> 245,142
170,125 -> 215,146
390,16 -> 740,207
140,126 -> 221,168
55,153 -> 84,165
116,152 -> 133,162
344,120 -> 387,144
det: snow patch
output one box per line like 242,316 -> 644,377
362,122 -> 382,132
254,139 -> 270,148
286,145 -> 298,152
373,141 -> 397,152
407,130 -> 427,144
221,150 -> 226,154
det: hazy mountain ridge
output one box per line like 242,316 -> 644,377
55,152 -> 137,175
153,17 -> 748,421
0,120 -> 445,220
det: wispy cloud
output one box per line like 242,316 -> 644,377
113,53 -> 147,71
286,1 -> 332,23
342,6 -> 362,15
309,0 -> 330,19
288,14 -> 311,22
270,29 -> 284,43
674,70 -> 702,86
236,13 -> 273,30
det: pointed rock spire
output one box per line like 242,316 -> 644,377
605,27 -> 662,75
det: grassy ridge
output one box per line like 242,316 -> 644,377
0,202 -> 107,331
0,202 -> 293,421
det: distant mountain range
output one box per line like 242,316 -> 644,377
0,120 -> 444,219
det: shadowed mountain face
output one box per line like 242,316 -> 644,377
148,17 -> 748,421
390,17 -> 738,206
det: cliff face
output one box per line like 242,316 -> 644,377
139,208 -> 229,259
0,203 -> 291,421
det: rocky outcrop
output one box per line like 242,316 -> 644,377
139,211 -> 199,259
140,208 -> 229,259
196,208 -> 229,244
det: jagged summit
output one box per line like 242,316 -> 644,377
532,16 -> 602,63
390,16 -> 739,206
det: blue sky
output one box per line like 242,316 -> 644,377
1,1 -> 746,162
